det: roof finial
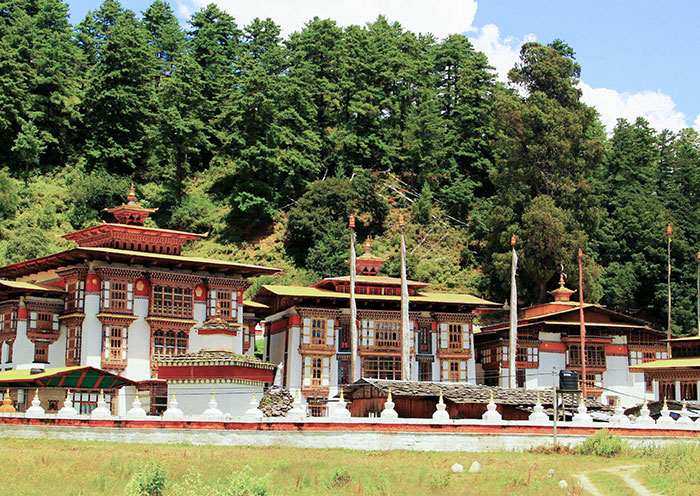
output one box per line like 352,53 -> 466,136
364,238 -> 372,254
127,182 -> 136,204
559,264 -> 566,287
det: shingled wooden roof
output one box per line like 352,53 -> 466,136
342,378 -> 604,409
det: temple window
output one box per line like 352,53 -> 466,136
375,321 -> 401,348
448,361 -> 460,381
0,310 -> 15,333
659,381 -> 676,400
338,322 -> 350,352
337,356 -> 351,386
6,340 -> 12,363
152,328 -> 188,358
568,344 -> 606,368
681,381 -> 698,401
439,323 -> 470,350
302,356 -> 329,387
29,312 -> 59,332
417,323 -> 431,354
101,280 -> 134,314
301,317 -> 334,347
418,359 -> 432,381
65,280 -> 85,312
448,324 -> 462,349
208,289 -> 238,320
311,319 -> 326,345
33,341 -> 49,363
151,285 -> 193,318
66,325 -> 82,365
441,359 -> 466,381
361,356 -> 401,380
103,326 -> 127,361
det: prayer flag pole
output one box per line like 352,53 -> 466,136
349,215 -> 360,381
508,234 -> 518,389
399,214 -> 411,381
578,249 -> 587,398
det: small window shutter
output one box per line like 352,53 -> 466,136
52,314 -> 59,331
441,360 -> 449,380
440,324 -> 448,348
409,324 -> 415,350
209,290 -> 216,316
122,327 -> 128,359
326,319 -> 334,346
302,319 -> 311,344
462,324 -> 470,349
368,320 -> 374,346
30,312 -> 37,329
104,327 -> 110,358
127,282 -> 134,310
303,357 -> 311,386
102,281 -> 110,309
322,357 -> 330,386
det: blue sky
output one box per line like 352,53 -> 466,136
66,0 -> 699,133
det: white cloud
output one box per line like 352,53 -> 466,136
470,23 -> 535,82
580,83 -> 689,133
694,114 -> 700,133
188,0 -> 478,39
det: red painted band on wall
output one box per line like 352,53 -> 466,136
157,364 -> 275,382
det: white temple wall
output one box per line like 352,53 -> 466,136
13,318 -> 33,369
525,368 -> 538,389
189,301 -> 207,353
48,325 -> 67,368
82,292 -> 102,368
168,383 -> 265,417
467,332 -> 476,384
601,356 -> 636,406
287,326 -> 302,391
125,297 -> 152,382
538,352 -> 566,388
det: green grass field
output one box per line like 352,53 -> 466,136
0,437 -> 696,495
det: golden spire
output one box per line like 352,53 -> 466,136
387,389 -> 392,402
349,214 -> 355,229
579,392 -> 584,404
127,182 -> 137,204
340,390 -> 345,401
364,239 -> 372,253
682,400 -> 687,410
398,214 -> 405,228
439,391 -> 444,404
642,397 -> 647,408
536,391 -> 540,404
663,397 -> 668,409
489,391 -> 494,403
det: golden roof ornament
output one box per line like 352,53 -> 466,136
663,398 -> 668,409
127,182 -> 137,204
387,389 -> 392,402
398,214 -> 405,228
439,391 -> 444,403
510,234 -> 516,247
489,391 -> 494,404
349,214 -> 355,229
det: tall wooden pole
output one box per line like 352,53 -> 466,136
349,215 -> 359,381
508,234 -> 518,389
578,249 -> 587,398
667,224 -> 672,355
697,251 -> 700,337
399,214 -> 411,381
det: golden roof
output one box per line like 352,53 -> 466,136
261,285 -> 499,306
631,358 -> 700,370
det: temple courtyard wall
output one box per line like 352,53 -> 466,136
1,416 -> 698,452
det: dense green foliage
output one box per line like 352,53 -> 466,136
1,1 -> 699,333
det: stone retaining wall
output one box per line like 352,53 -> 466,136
0,416 -> 698,452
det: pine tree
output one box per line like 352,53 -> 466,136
82,11 -> 159,176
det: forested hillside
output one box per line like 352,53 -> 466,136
1,0 -> 699,333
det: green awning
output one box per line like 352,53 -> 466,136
0,366 -> 136,389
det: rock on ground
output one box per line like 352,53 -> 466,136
468,461 -> 481,473
451,463 -> 463,473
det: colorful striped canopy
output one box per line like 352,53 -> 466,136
0,366 -> 136,389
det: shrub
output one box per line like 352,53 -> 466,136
125,461 -> 167,496
225,467 -> 271,496
328,467 -> 351,487
576,429 -> 623,457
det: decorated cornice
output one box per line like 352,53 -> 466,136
58,313 -> 85,325
25,299 -> 63,314
164,378 -> 267,386
431,312 -> 474,323
55,267 -> 88,279
95,267 -> 145,279
357,309 -> 421,321
296,307 -> 342,319
147,271 -> 204,285
96,313 -> 139,324
206,277 -> 251,289
145,316 -> 197,328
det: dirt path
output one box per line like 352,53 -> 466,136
572,465 -> 661,496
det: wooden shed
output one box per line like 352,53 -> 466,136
340,378 -> 606,420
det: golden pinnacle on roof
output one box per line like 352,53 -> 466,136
364,239 -> 372,253
340,390 -> 345,401
439,391 -> 444,404
663,398 -> 668,409
349,214 -> 355,229
536,391 -> 540,404
251,391 -> 256,401
387,389 -> 392,402
211,391 -> 215,400
579,392 -> 584,404
642,398 -> 647,408
682,400 -> 687,410
489,391 -> 494,403
127,182 -> 137,204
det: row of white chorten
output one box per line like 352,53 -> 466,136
1,388 -> 697,428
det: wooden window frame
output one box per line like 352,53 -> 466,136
448,324 -> 462,350
103,325 -> 127,362
311,319 -> 326,346
33,341 -> 49,363
101,280 -> 133,314
208,289 -> 238,320
375,321 -> 401,348
151,285 -> 193,319
152,328 -> 188,359
65,325 -> 82,366
362,356 -> 401,380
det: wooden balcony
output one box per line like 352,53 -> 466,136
298,343 -> 335,355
